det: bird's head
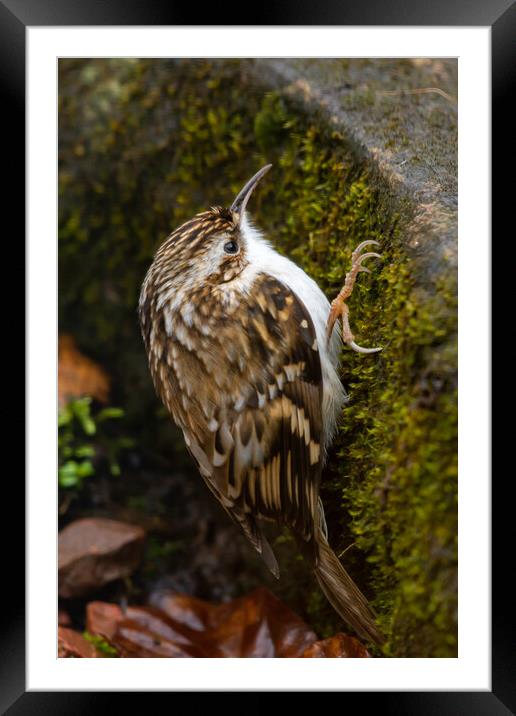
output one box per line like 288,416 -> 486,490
151,164 -> 272,288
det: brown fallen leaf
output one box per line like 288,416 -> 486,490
302,633 -> 371,658
58,608 -> 72,626
87,588 -> 317,657
58,627 -> 99,658
59,334 -> 110,407
113,617 -> 202,658
150,587 -> 318,657
86,601 -> 123,642
82,587 -> 371,658
59,518 -> 146,598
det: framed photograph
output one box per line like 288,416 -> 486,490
6,0 -> 510,709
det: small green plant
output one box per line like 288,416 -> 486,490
83,631 -> 119,657
58,396 -> 133,491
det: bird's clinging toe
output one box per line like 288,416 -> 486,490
356,251 -> 382,266
349,341 -> 383,354
326,240 -> 383,352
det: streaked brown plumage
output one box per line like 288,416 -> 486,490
139,165 -> 384,645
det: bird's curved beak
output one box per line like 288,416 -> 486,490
230,164 -> 272,223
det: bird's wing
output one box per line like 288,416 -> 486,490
183,273 -> 325,577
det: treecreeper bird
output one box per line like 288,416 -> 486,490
139,165 -> 384,645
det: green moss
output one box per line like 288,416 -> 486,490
59,59 -> 457,656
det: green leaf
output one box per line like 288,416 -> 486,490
58,462 -> 80,487
58,408 -> 72,426
116,437 -> 135,449
81,417 -> 97,435
76,460 -> 94,478
97,407 -> 125,421
74,445 -> 95,458
71,397 -> 97,435
82,632 -> 119,657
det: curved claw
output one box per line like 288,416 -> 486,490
349,341 -> 383,354
352,240 -> 381,256
356,251 -> 382,265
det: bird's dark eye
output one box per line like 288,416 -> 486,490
223,240 -> 239,255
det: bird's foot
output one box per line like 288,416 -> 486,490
326,240 -> 383,354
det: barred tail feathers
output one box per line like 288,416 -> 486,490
314,524 -> 384,647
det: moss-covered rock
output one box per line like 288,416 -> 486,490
59,58 -> 457,656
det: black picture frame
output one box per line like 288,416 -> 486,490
6,0 -> 512,710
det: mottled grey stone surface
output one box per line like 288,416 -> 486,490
246,59 -> 458,282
